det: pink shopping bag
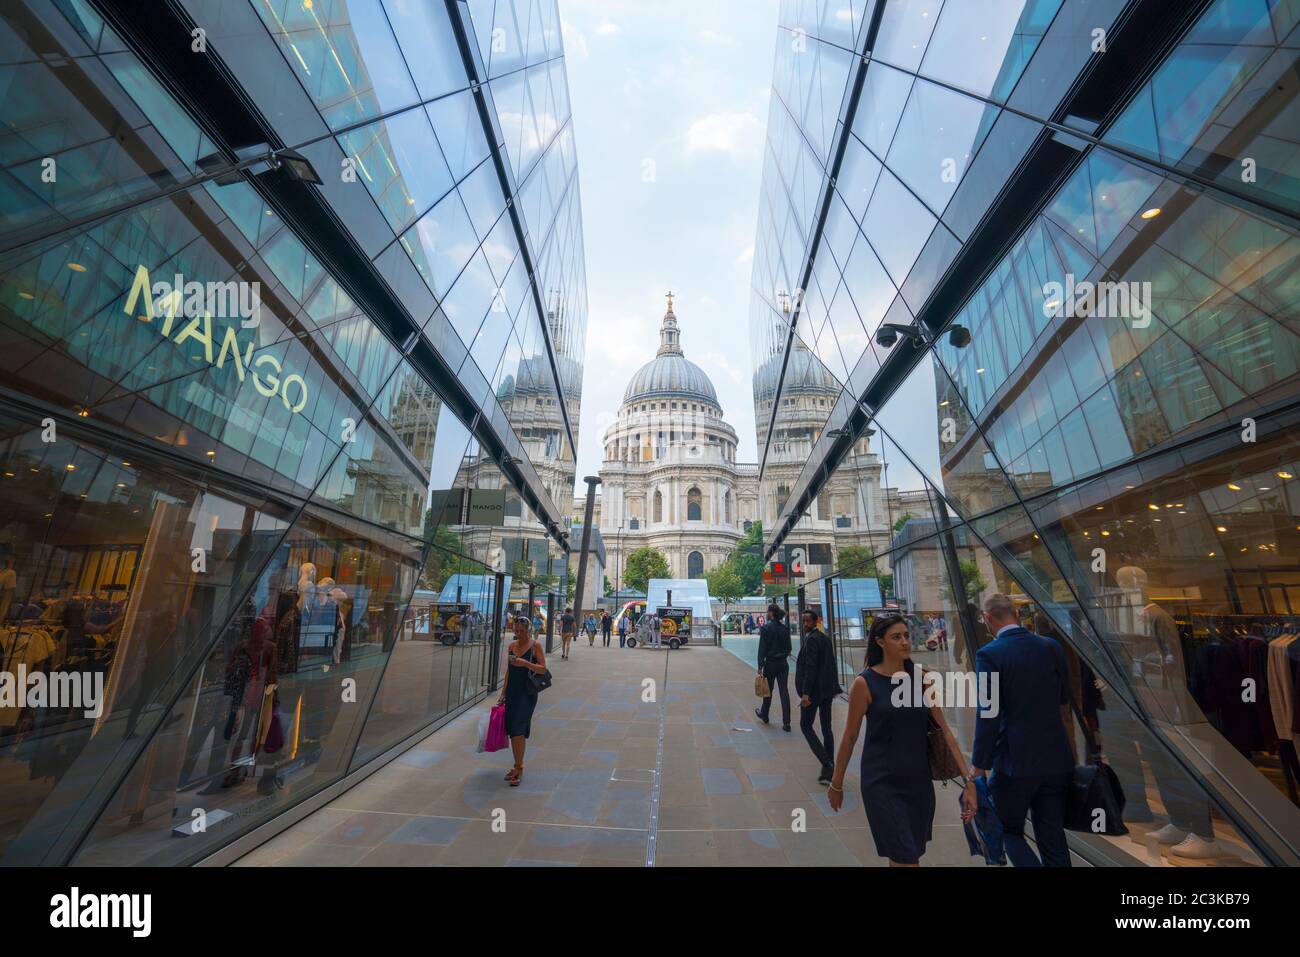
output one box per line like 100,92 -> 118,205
484,704 -> 508,752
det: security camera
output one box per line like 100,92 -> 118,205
947,325 -> 971,348
875,323 -> 925,349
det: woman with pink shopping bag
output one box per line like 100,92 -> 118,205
495,617 -> 549,786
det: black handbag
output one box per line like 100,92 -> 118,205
525,667 -> 552,696
1065,704 -> 1128,835
1066,761 -> 1128,835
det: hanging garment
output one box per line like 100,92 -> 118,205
1268,635 -> 1297,745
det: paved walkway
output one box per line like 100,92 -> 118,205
235,637 -> 980,867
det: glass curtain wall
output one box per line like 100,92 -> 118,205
0,0 -> 585,864
749,0 -> 1300,866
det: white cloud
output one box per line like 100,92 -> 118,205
561,20 -> 588,59
734,244 -> 754,266
698,350 -> 747,385
684,111 -> 762,154
595,21 -> 621,36
698,29 -> 733,45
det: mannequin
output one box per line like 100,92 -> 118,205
1104,564 -> 1221,860
296,562 -> 317,614
328,586 -> 350,664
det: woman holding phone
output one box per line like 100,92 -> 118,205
497,616 -> 547,786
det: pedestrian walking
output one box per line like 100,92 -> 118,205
560,606 -> 575,660
795,608 -> 841,783
497,616 -> 548,787
971,593 -> 1075,867
617,613 -> 628,648
601,611 -> 612,647
754,604 -> 792,731
827,614 -> 974,866
586,613 -> 597,646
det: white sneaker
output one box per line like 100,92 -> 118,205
1148,823 -> 1188,845
1169,834 -> 1222,860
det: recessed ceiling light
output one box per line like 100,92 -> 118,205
206,450 -> 216,457
976,368 -> 985,374
1227,482 -> 1242,491
67,263 -> 87,272
65,464 -> 76,471
1148,504 -> 1160,511
1258,486 -> 1271,491
18,292 -> 33,300
1277,471 -> 1293,479
1208,551 -> 1216,557
1140,207 -> 1161,219
1216,526 -> 1227,532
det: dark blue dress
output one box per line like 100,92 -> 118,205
859,667 -> 935,864
503,643 -> 538,738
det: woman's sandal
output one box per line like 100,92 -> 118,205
508,765 -> 523,787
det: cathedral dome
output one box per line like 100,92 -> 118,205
621,297 -> 718,406
624,354 -> 717,404
752,336 -> 839,401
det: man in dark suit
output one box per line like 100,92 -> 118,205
970,593 -> 1075,867
755,604 -> 792,732
795,608 -> 842,784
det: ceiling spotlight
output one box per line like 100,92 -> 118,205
1140,207 -> 1162,219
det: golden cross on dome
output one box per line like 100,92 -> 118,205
665,290 -> 674,312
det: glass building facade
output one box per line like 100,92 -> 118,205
749,0 -> 1300,865
0,0 -> 585,864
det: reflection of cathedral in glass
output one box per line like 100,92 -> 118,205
754,322 -> 933,575
746,0 -> 1300,867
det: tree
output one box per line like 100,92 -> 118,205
624,547 -> 670,593
603,574 -> 613,597
419,518 -> 478,591
704,561 -> 745,612
943,557 -> 987,605
836,545 -> 880,579
893,512 -> 914,533
729,521 -> 766,595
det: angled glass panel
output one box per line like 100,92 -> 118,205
887,77 -> 998,217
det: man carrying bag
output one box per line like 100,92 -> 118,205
755,604 -> 792,732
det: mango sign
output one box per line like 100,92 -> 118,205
123,264 -> 308,413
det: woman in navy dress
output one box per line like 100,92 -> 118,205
498,616 -> 547,786
828,614 -> 975,865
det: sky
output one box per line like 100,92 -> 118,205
560,0 -> 782,491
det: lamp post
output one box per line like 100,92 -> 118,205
572,475 -> 601,637
614,519 -> 624,605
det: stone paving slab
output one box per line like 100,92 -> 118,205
234,638 -> 981,867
